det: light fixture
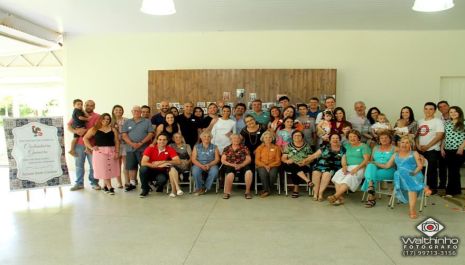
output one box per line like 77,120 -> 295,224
412,0 -> 454,12
141,0 -> 176,15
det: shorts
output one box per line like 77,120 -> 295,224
125,150 -> 143,170
223,164 -> 252,181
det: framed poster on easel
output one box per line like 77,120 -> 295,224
3,117 -> 70,200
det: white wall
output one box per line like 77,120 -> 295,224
64,30 -> 465,120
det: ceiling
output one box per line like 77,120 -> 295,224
0,0 -> 464,35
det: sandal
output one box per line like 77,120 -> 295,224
327,195 -> 337,204
291,192 -> 299,198
333,200 -> 344,206
365,199 -> 376,208
367,185 -> 375,195
223,193 -> 230,199
245,193 -> 252,199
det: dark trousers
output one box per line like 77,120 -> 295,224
139,166 -> 168,192
438,154 -> 448,189
420,150 -> 440,190
445,150 -> 464,195
283,163 -> 311,185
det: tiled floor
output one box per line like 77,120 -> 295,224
0,168 -> 464,265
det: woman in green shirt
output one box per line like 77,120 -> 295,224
328,130 -> 371,205
281,130 -> 318,198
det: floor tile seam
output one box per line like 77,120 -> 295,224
182,195 -> 221,265
344,205 -> 397,265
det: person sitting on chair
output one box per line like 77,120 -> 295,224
360,131 -> 396,208
255,131 -> 282,198
139,133 -> 181,198
375,136 -> 432,219
281,130 -> 316,198
169,133 -> 192,189
191,131 -> 220,195
221,134 -> 253,199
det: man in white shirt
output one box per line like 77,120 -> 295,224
348,101 -> 371,142
416,102 -> 445,194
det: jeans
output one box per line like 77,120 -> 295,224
420,150 -> 440,190
192,165 -> 219,190
74,144 -> 97,186
257,167 -> 279,192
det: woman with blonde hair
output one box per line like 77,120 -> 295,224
169,133 -> 192,185
376,136 -> 431,219
255,131 -> 282,197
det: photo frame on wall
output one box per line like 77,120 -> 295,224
223,92 -> 231,101
197,102 -> 206,108
236,88 -> 245,99
249,93 -> 257,101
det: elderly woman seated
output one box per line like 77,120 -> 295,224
221,134 -> 253,199
360,130 -> 396,208
255,131 -> 282,197
191,131 -> 220,195
281,130 -> 316,198
328,130 -> 371,205
169,133 -> 193,192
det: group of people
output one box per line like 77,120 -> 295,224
67,96 -> 465,219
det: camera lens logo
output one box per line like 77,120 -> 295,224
416,217 -> 444,237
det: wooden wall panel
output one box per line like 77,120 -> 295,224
148,69 -> 336,110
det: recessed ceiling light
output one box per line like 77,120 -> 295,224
412,0 -> 454,12
140,0 -> 176,16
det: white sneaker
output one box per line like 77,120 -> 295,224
169,193 -> 176,198
176,190 -> 184,196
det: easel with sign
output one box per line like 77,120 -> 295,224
25,187 -> 64,202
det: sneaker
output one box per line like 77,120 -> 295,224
103,187 -> 109,193
139,190 -> 149,198
92,184 -> 101,190
169,193 -> 176,198
176,190 -> 184,196
148,181 -> 157,191
108,188 -> 115,195
194,188 -> 205,196
70,185 -> 84,191
125,184 -> 136,192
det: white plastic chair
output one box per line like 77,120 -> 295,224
284,171 -> 312,196
166,170 -> 194,194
